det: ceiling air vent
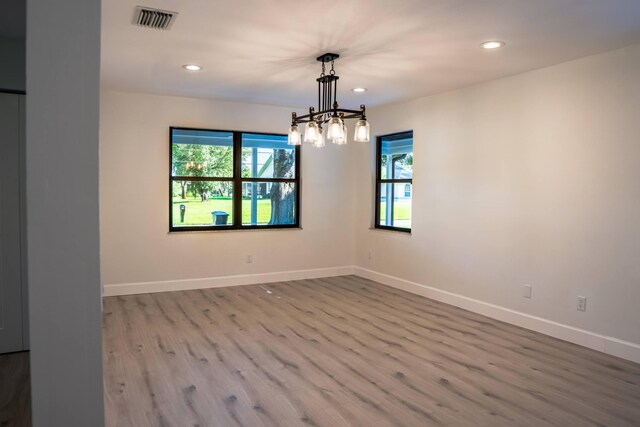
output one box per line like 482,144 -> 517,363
133,6 -> 177,30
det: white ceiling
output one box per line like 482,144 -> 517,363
102,0 -> 640,108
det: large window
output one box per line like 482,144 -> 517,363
170,128 -> 300,231
375,131 -> 413,232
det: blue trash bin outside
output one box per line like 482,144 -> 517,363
212,211 -> 229,225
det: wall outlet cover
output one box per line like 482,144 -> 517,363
577,296 -> 587,311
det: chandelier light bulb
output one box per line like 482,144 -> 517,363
287,125 -> 301,145
333,123 -> 348,145
354,119 -> 370,142
313,127 -> 326,148
304,121 -> 319,143
327,116 -> 345,141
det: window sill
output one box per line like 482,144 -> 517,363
168,226 -> 303,234
369,226 -> 412,235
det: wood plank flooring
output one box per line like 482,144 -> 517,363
103,275 -> 640,426
0,351 -> 31,427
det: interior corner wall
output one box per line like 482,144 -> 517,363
355,43 -> 640,347
100,91 -> 357,289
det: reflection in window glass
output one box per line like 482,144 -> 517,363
242,133 -> 295,179
171,129 -> 233,178
380,135 -> 413,180
171,180 -> 234,227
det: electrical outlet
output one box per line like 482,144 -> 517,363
246,254 -> 253,264
523,284 -> 532,299
577,296 -> 587,312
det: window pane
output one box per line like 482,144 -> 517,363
380,132 -> 413,179
241,181 -> 296,226
172,129 -> 233,178
172,180 -> 233,227
378,183 -> 412,229
241,133 -> 295,178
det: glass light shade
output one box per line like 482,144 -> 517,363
312,127 -> 326,148
287,125 -> 301,145
333,124 -> 348,145
304,121 -> 319,143
327,116 -> 345,141
354,119 -> 370,142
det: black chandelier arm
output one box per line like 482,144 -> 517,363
293,107 -> 364,123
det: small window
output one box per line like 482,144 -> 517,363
375,131 -> 413,232
170,128 -> 300,231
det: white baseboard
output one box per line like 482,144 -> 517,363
352,267 -> 640,364
102,266 -> 356,297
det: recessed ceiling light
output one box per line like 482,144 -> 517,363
481,41 -> 505,50
182,64 -> 202,71
352,87 -> 367,93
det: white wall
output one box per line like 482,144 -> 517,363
355,44 -> 640,346
0,37 -> 25,92
100,91 -> 357,288
27,0 -> 104,425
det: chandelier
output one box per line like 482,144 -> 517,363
287,53 -> 370,147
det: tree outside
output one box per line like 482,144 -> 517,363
269,148 -> 295,225
172,143 -> 233,201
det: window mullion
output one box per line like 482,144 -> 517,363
233,132 -> 242,227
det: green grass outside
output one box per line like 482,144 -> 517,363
173,196 -> 412,227
172,196 -> 272,226
379,200 -> 412,221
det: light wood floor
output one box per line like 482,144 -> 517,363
103,275 -> 640,426
0,351 -> 31,427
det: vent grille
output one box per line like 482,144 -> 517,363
133,6 -> 177,30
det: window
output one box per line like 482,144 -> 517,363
375,131 -> 413,232
170,128 -> 300,231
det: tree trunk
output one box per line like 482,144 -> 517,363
269,149 -> 295,225
181,181 -> 187,199
270,183 -> 294,224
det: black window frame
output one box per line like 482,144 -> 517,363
374,130 -> 413,233
169,126 -> 301,232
